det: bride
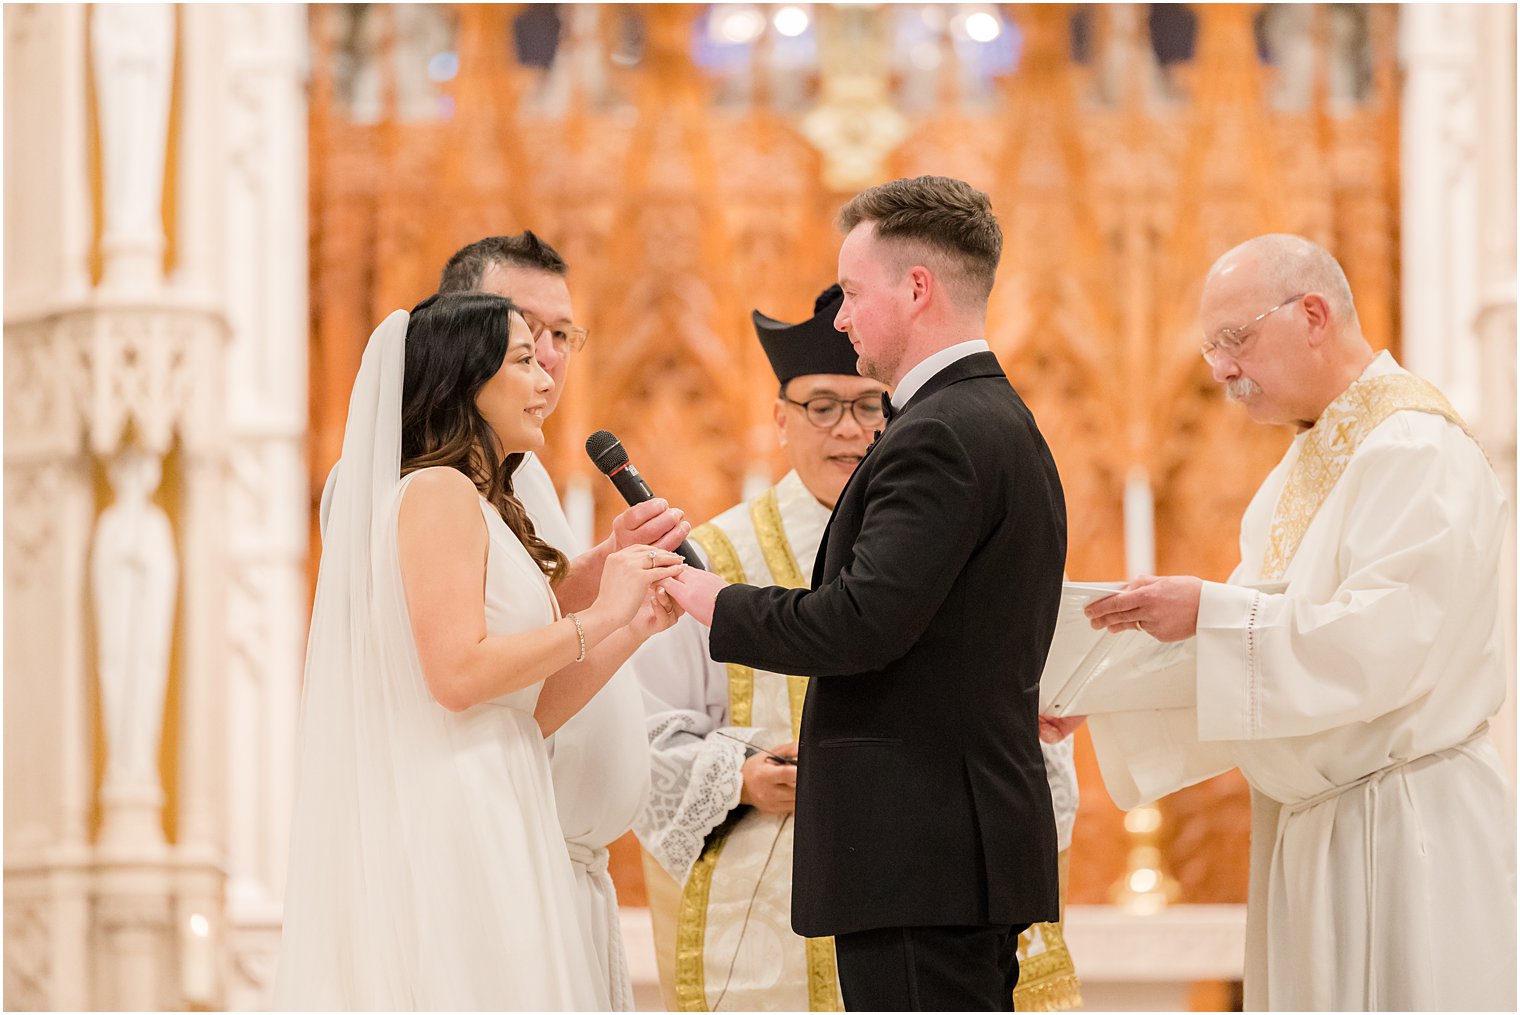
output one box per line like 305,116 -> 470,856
275,292 -> 685,1009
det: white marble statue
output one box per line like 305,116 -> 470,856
92,448 -> 177,817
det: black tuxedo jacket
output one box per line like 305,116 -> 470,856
710,351 -> 1067,937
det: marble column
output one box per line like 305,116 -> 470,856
1400,3 -> 1517,779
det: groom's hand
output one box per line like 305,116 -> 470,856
557,499 -> 693,613
659,568 -> 728,627
1039,714 -> 1086,743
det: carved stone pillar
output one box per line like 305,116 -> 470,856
3,431 -> 96,1010
1401,2 -> 1517,779
85,296 -> 228,1010
2,3 -> 301,1009
92,877 -> 172,1011
1473,4 -> 1517,782
7,292 -> 229,1015
174,432 -> 231,1009
1400,4 -> 1481,413
91,4 -> 175,293
175,7 -> 310,1010
3,4 -> 91,308
5,7 -> 99,1010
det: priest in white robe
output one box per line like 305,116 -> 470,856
440,233 -> 693,1009
631,286 -> 1082,1011
1075,234 -> 1515,1011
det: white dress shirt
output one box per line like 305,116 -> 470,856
891,339 -> 992,409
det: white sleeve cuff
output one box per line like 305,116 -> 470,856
1195,580 -> 1263,741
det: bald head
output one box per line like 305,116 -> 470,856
1207,234 -> 1360,332
1199,234 -> 1376,428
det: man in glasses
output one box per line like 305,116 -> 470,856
626,284 -> 878,1011
630,283 -> 1080,1011
436,232 -> 691,1010
1075,233 -> 1514,1010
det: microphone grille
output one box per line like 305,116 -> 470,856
585,430 -> 628,474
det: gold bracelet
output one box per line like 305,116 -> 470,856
567,612 -> 586,663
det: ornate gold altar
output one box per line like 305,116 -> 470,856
307,3 -> 1402,910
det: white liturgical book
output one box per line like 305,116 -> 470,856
1039,580 -> 1287,717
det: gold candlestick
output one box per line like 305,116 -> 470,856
1111,804 -> 1181,914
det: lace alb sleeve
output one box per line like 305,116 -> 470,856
1041,734 -> 1080,852
633,710 -> 763,882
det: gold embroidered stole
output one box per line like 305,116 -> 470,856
1261,372 -> 1475,580
1016,856 -> 1083,1012
672,522 -> 745,1012
689,523 -> 754,724
675,491 -> 842,1011
749,487 -> 813,743
748,488 -> 843,1011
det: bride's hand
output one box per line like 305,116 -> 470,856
629,584 -> 684,641
591,546 -> 685,628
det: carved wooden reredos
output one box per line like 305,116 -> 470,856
308,3 -> 1402,906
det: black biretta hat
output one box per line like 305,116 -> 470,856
752,285 -> 860,385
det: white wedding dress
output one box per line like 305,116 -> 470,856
275,310 -> 599,1010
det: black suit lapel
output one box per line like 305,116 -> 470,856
810,521 -> 832,588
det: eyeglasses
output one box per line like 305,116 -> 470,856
780,392 -> 887,429
522,311 -> 589,354
1201,293 -> 1304,365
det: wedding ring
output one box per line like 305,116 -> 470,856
647,550 -> 658,568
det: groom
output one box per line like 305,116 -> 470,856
663,176 -> 1067,1010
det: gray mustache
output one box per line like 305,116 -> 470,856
1225,377 -> 1263,402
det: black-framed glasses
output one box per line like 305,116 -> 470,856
522,311 -> 590,354
1201,293 -> 1304,365
780,392 -> 887,429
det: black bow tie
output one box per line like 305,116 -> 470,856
870,397 -> 897,449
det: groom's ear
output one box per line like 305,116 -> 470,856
906,265 -> 932,307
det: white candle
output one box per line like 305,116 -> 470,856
742,467 -> 771,503
180,912 -> 214,1006
1122,465 -> 1156,579
564,475 -> 595,552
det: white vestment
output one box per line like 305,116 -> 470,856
1089,352 -> 1516,1011
516,453 -> 649,1012
631,470 -> 1081,1011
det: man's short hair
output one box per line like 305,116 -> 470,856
837,176 -> 1003,305
438,231 -> 568,293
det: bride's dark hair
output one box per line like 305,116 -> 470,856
400,291 -> 569,586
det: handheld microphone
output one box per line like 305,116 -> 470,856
585,429 -> 706,570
